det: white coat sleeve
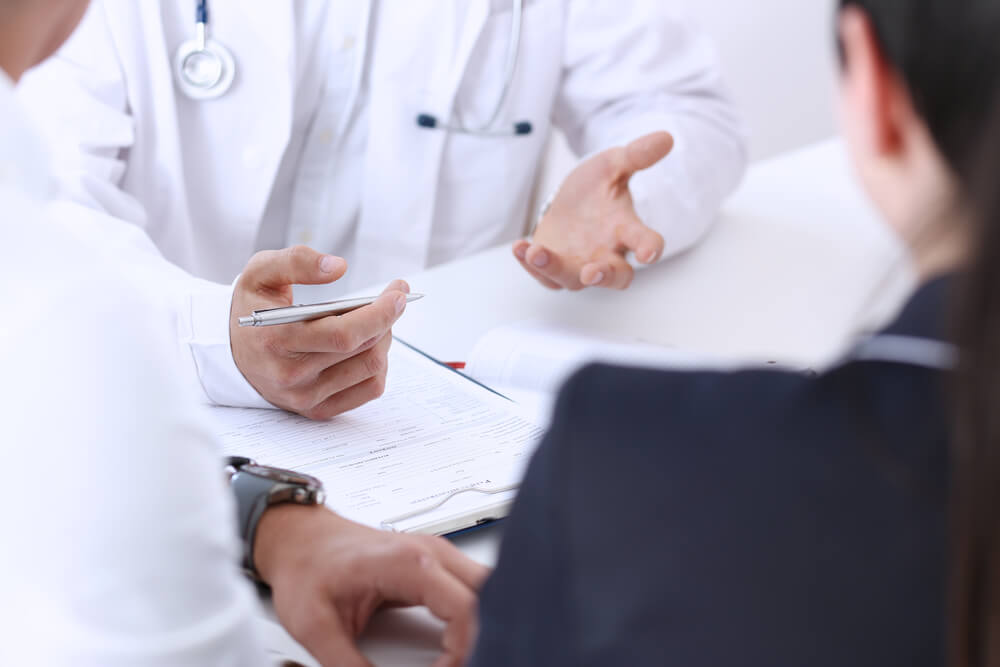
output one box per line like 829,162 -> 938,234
0,203 -> 271,667
15,2 -> 273,409
554,0 -> 748,257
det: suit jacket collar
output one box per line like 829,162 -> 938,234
880,275 -> 954,342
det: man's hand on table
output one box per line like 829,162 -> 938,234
255,505 -> 489,667
230,246 -> 410,420
513,131 -> 674,291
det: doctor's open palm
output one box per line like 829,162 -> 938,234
514,131 -> 675,291
230,246 -> 410,419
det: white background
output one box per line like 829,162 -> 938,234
687,0 -> 839,160
538,0 -> 840,192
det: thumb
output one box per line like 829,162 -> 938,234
623,131 -> 674,175
243,246 -> 348,290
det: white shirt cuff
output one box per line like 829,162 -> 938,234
185,276 -> 277,409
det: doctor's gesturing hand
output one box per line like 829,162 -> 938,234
230,246 -> 409,419
513,131 -> 675,291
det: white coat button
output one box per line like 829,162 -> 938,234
298,230 -> 313,244
242,147 -> 262,169
340,35 -> 356,52
318,129 -> 334,145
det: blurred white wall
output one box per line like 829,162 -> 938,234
536,0 -> 840,201
687,0 -> 839,161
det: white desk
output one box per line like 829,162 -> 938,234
263,139 -> 916,665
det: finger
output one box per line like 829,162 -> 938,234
616,220 -> 665,264
377,544 -> 479,661
581,252 -> 634,291
243,246 -> 348,291
421,536 -> 491,591
306,332 -> 384,370
513,245 -> 564,290
512,239 -> 531,262
255,332 -> 384,397
622,131 -> 674,176
524,244 -> 585,291
301,374 -> 389,420
579,260 -> 612,289
298,335 -> 392,412
383,278 -> 411,295
286,289 -> 407,354
295,608 -> 373,667
431,656 -> 460,667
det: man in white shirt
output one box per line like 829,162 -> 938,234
16,0 -> 747,419
0,2 -> 485,665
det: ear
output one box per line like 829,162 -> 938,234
838,7 -> 911,159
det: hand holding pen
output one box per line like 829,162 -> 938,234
229,246 -> 416,420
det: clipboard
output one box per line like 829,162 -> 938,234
211,337 -> 543,537
380,483 -> 518,535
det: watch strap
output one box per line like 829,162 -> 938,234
231,470 -> 281,581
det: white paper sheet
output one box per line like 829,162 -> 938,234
466,322 -> 715,396
211,341 -> 544,534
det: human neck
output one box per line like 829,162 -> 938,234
0,32 -> 37,83
906,218 -> 969,282
0,7 -> 53,84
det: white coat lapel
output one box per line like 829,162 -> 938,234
203,1 -> 295,232
232,0 -> 294,139
353,0 -> 491,288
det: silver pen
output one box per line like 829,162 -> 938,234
238,294 -> 424,327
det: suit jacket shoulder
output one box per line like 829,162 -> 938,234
475,359 -> 949,667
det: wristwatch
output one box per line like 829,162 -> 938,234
225,456 -> 326,581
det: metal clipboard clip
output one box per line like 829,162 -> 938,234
380,482 -> 520,533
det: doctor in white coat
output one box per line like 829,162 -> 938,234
17,0 -> 746,418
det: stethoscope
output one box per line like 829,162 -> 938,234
174,0 -> 236,100
416,0 -> 533,137
174,0 -> 533,136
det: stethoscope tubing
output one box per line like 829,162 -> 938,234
473,0 -> 524,133
176,0 -> 531,135
416,0 -> 532,137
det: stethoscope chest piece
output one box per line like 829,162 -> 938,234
174,1 -> 236,100
174,34 -> 236,100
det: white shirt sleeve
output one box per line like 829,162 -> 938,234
15,2 -> 273,410
555,0 -> 749,257
0,195 -> 271,666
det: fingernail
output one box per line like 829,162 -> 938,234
589,272 -> 605,286
400,282 -> 411,294
514,245 -> 527,260
395,295 -> 407,314
320,256 -> 340,273
641,249 -> 657,263
531,250 -> 549,268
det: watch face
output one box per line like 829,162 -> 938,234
241,464 -> 321,489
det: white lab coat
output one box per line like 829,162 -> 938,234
17,0 -> 746,409
0,71 -> 269,667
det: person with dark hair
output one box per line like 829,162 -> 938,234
470,1 -> 1000,665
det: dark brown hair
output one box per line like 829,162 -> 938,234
838,1 -> 1000,664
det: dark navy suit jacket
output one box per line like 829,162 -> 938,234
470,279 -> 951,667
